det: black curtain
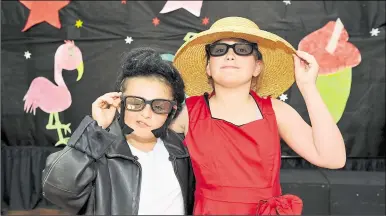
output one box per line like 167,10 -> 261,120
2,0 -> 385,212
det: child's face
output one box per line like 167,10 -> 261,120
122,76 -> 173,140
206,38 -> 262,88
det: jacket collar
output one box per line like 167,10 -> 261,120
105,118 -> 189,160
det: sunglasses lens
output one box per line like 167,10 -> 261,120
234,44 -> 253,55
209,43 -> 254,56
126,97 -> 145,111
210,44 -> 228,56
152,100 -> 173,114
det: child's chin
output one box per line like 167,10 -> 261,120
132,130 -> 156,140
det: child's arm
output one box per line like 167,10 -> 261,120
170,104 -> 189,135
42,116 -> 117,214
273,51 -> 346,169
272,89 -> 346,169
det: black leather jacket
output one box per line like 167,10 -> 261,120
42,116 -> 195,215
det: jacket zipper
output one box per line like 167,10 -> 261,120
171,156 -> 187,214
132,156 -> 142,215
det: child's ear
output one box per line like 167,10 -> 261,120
253,61 -> 263,77
206,63 -> 211,77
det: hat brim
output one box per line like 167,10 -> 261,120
173,26 -> 297,98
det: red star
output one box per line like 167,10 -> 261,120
121,0 -> 127,4
20,1 -> 70,32
202,17 -> 210,25
152,17 -> 160,27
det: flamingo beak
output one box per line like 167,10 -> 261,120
76,61 -> 84,81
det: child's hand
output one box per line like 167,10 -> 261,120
293,50 -> 319,91
92,92 -> 122,129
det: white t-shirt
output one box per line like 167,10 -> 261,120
128,138 -> 185,215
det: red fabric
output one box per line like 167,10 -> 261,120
256,194 -> 303,215
184,91 -> 303,215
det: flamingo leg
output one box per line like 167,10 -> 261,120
54,112 -> 72,135
46,113 -> 55,129
54,112 -> 72,146
45,112 -> 72,146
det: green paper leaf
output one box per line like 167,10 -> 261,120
183,32 -> 197,42
316,67 -> 352,123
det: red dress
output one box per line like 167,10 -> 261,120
184,91 -> 303,215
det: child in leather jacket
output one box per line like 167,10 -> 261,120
42,47 -> 195,215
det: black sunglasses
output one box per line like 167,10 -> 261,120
205,43 -> 258,57
122,95 -> 176,114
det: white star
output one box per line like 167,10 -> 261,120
24,51 -> 31,59
283,0 -> 291,5
125,36 -> 133,44
279,94 -> 288,101
370,28 -> 380,36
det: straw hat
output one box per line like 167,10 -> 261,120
173,17 -> 297,98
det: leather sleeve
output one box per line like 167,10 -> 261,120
42,116 -> 117,214
187,155 -> 196,215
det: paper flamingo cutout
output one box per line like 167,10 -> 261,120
160,0 -> 203,17
23,40 -> 84,146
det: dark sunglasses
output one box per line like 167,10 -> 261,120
122,95 -> 176,114
205,43 -> 258,57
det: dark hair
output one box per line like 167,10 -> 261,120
115,47 -> 185,119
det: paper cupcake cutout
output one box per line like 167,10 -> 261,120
299,18 -> 361,123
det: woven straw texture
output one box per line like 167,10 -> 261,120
173,17 -> 297,98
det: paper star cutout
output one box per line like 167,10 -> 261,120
202,17 -> 210,25
19,1 -> 70,32
279,94 -> 288,101
160,0 -> 203,17
24,51 -> 31,59
283,0 -> 291,5
125,36 -> 133,44
75,19 -> 83,28
152,17 -> 160,26
370,28 -> 380,36
121,0 -> 127,4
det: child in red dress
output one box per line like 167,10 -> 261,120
170,17 -> 346,215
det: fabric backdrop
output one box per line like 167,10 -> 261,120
1,0 -> 385,212
1,1 -> 385,155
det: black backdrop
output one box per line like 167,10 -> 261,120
1,0 -> 385,211
2,0 -> 385,155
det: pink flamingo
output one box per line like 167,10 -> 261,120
23,40 -> 84,146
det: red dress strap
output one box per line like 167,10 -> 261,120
250,91 -> 275,115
